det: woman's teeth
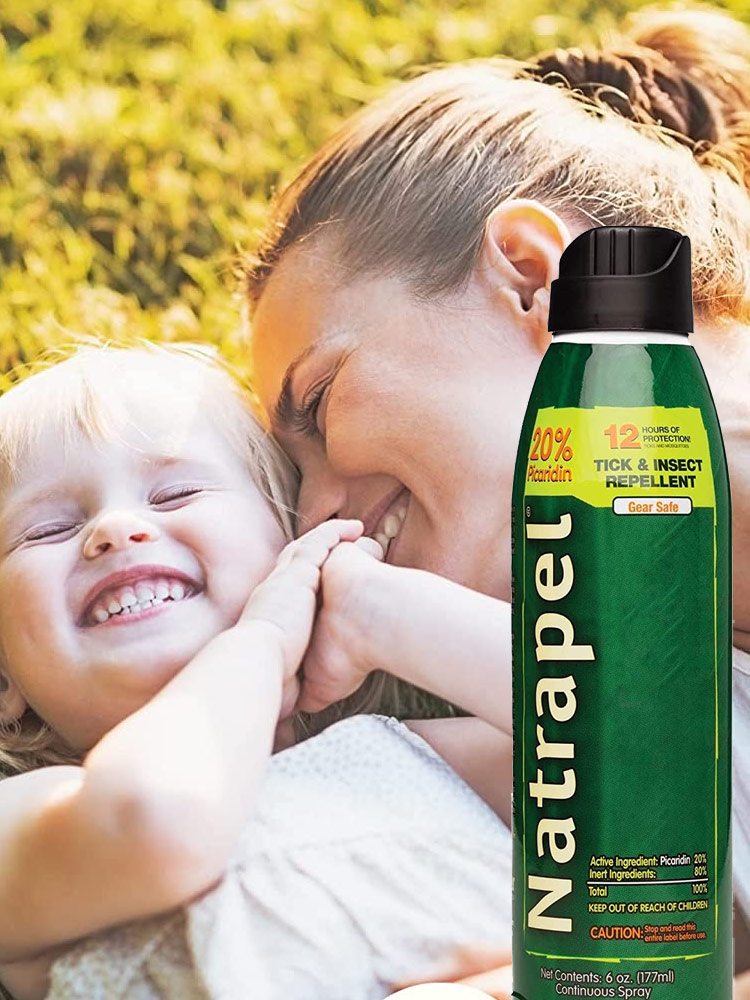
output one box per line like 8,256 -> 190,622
373,499 -> 408,554
89,579 -> 190,625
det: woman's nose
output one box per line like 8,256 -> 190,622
82,509 -> 161,559
296,466 -> 349,533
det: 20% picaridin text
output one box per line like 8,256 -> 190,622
529,426 -> 573,462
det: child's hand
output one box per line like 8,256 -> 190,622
736,971 -> 750,999
388,947 -> 512,998
301,546 -> 512,733
298,535 -> 386,714
240,519 -> 364,714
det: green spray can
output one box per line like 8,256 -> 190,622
511,226 -> 732,999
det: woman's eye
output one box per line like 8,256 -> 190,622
294,380 -> 331,439
24,522 -> 80,543
150,486 -> 204,507
314,386 -> 330,436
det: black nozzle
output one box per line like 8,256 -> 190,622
548,226 -> 693,335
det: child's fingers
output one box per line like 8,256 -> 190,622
242,522 -> 363,642
390,948 -> 512,994
387,988 -> 496,998
354,536 -> 385,560
276,519 -> 363,572
457,964 -> 513,999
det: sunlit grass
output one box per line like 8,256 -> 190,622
0,0 -> 742,381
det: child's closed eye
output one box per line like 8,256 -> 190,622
149,484 -> 207,509
22,521 -> 82,544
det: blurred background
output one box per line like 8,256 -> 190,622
1,0 -> 747,385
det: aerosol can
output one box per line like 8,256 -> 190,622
511,226 -> 732,999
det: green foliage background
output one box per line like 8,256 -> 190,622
0,0 -> 744,385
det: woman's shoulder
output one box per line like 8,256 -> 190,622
735,645 -> 750,677
733,646 -> 750,741
734,645 -> 750,719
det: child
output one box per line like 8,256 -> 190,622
0,343 -> 512,1000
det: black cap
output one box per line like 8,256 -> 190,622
548,226 -> 693,335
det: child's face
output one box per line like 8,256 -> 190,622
0,398 -> 286,751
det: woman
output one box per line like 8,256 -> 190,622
245,6 -> 750,996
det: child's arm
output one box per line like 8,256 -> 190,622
0,635 -> 283,967
299,542 -> 512,735
0,520 -> 362,965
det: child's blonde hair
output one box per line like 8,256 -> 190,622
244,7 -> 750,329
0,340 -> 297,777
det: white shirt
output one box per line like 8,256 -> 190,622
45,715 -> 512,1000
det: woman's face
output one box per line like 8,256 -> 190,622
251,201 -> 572,598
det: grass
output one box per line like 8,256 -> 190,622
0,0 -> 744,383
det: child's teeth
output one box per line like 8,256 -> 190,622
91,576 -> 193,625
374,532 -> 389,550
383,514 -> 401,539
396,503 -> 407,523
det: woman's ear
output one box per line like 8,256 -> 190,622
0,670 -> 27,725
479,198 -> 572,354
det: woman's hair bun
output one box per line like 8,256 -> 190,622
526,42 -> 720,150
525,7 -> 750,160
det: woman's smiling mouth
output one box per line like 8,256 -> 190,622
79,565 -> 203,627
368,488 -> 410,562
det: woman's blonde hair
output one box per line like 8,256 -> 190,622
244,6 -> 750,328
0,340 -> 297,777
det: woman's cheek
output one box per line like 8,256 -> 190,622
329,385 -> 411,478
324,397 -> 373,476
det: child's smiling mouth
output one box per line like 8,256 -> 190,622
79,565 -> 204,628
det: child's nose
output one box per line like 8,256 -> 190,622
83,509 -> 160,559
